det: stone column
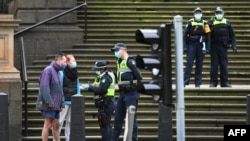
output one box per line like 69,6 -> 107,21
0,14 -> 22,141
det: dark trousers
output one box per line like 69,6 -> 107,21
99,99 -> 115,141
210,43 -> 229,86
184,41 -> 205,85
113,90 -> 139,141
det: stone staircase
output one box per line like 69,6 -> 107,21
21,0 -> 250,141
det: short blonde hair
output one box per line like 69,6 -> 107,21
66,54 -> 75,62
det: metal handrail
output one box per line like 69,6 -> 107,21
14,1 -> 87,42
20,36 -> 29,136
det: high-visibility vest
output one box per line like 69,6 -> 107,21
189,18 -> 210,35
116,58 -> 137,85
92,72 -> 115,96
211,18 -> 229,37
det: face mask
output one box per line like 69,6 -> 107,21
114,51 -> 121,59
194,13 -> 202,21
71,62 -> 77,69
215,14 -> 223,20
61,63 -> 67,70
95,71 -> 101,76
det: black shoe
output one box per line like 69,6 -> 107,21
195,85 -> 200,88
221,84 -> 232,87
209,84 -> 216,87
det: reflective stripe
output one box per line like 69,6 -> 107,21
191,22 -> 204,26
117,68 -> 132,73
213,18 -> 227,25
118,80 -> 137,85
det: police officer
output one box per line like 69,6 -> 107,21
208,7 -> 237,87
111,43 -> 143,141
82,60 -> 116,141
183,7 -> 211,87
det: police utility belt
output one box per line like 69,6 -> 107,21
94,96 -> 113,108
118,81 -> 137,92
189,35 -> 205,42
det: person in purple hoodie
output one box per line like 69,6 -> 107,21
36,53 -> 67,141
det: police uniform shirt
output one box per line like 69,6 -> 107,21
88,73 -> 112,96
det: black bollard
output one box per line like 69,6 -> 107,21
247,94 -> 250,124
0,92 -> 9,141
70,94 -> 85,141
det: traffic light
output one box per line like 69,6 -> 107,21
135,23 -> 172,105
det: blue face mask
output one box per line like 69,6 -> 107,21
194,13 -> 202,21
114,51 -> 121,59
215,14 -> 223,20
61,63 -> 67,70
71,62 -> 77,69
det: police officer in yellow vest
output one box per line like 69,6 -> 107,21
183,7 -> 211,87
208,7 -> 237,87
111,43 -> 143,141
82,60 -> 116,141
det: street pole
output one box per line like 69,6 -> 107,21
174,15 -> 186,141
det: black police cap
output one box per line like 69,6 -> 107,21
111,43 -> 127,52
91,60 -> 109,71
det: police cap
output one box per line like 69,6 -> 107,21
92,60 -> 109,71
193,7 -> 202,13
215,7 -> 224,12
111,43 -> 127,52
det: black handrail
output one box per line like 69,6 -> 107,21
20,36 -> 29,136
14,1 -> 87,42
84,0 -> 88,43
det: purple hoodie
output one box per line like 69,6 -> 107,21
37,61 -> 65,111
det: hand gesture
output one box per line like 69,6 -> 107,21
81,83 -> 90,90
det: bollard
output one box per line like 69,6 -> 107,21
123,106 -> 136,141
0,93 -> 9,141
247,94 -> 250,124
70,94 -> 85,141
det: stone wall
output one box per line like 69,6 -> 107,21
13,0 -> 84,68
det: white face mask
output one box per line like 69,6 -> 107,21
71,61 -> 77,69
194,13 -> 202,21
95,71 -> 101,75
215,14 -> 223,20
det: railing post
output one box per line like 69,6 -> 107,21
70,94 -> 85,141
0,92 -> 9,141
84,0 -> 87,43
247,94 -> 250,124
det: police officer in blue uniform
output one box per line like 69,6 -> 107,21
183,7 -> 211,87
208,7 -> 237,87
111,43 -> 143,141
83,60 -> 116,141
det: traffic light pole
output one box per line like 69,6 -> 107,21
158,23 -> 173,141
174,15 -> 186,141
